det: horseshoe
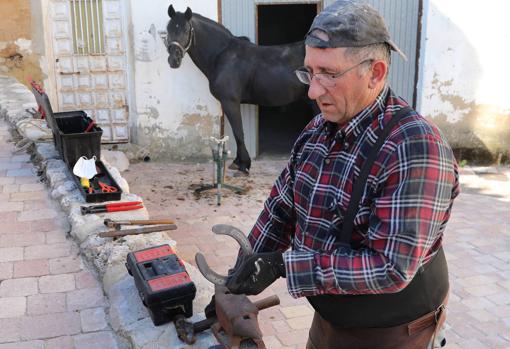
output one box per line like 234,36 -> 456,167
195,224 -> 253,285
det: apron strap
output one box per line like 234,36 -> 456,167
336,106 -> 413,244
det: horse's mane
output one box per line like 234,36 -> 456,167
193,13 -> 235,37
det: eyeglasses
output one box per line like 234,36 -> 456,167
295,59 -> 374,88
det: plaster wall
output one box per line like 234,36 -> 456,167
0,0 -> 45,85
128,1 -> 222,160
418,0 -> 510,163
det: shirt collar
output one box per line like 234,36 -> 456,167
340,84 -> 390,141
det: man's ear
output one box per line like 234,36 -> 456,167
168,4 -> 176,18
184,7 -> 193,21
368,60 -> 388,88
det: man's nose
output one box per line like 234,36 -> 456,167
307,78 -> 326,100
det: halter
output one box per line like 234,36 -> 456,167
168,25 -> 195,55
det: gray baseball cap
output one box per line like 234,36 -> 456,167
305,0 -> 407,60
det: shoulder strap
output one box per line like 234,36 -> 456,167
336,106 -> 413,245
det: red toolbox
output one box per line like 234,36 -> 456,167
126,245 -> 196,326
29,79 -> 102,167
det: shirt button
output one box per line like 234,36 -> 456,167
344,142 -> 350,149
324,159 -> 331,164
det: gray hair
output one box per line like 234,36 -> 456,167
344,43 -> 391,77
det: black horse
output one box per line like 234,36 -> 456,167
166,5 -> 310,175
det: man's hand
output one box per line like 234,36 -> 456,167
226,251 -> 285,295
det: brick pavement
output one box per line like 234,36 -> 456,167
126,161 -> 510,349
0,121 -> 120,349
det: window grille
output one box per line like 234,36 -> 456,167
70,0 -> 105,54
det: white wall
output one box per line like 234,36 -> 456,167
417,0 -> 510,161
128,0 -> 221,159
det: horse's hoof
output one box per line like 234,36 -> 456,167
228,162 -> 240,170
233,169 -> 249,177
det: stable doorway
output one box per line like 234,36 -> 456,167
257,3 -> 318,157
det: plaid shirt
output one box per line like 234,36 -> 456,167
248,86 -> 460,298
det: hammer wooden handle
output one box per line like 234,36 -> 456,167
253,295 -> 280,311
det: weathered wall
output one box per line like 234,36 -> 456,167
0,0 -> 45,86
418,0 -> 510,164
128,0 -> 222,160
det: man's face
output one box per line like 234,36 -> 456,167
304,46 -> 376,125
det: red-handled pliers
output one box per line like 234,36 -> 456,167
81,201 -> 143,215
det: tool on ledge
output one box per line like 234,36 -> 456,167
81,201 -> 143,215
104,218 -> 175,230
99,224 -> 177,238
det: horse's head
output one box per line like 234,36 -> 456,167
166,5 -> 194,68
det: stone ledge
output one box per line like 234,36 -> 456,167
0,75 -> 215,349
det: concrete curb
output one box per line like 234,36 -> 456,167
0,75 -> 216,349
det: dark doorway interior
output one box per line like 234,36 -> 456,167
257,4 -> 317,157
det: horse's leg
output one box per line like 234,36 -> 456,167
222,101 -> 251,175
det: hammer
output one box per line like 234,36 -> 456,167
104,218 -> 175,230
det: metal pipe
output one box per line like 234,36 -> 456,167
84,0 -> 91,54
78,0 -> 85,55
95,0 -> 103,53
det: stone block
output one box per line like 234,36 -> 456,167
39,274 -> 75,293
0,232 -> 45,247
0,262 -> 13,280
24,243 -> 70,260
13,259 -> 49,278
66,287 -> 106,311
0,340 -> 44,349
0,297 -> 26,318
73,331 -> 118,349
17,208 -> 58,221
27,293 -> 66,315
49,255 -> 82,274
44,336 -> 73,349
20,312 -> 81,340
0,318 -> 21,343
80,307 -> 108,332
0,277 -> 38,297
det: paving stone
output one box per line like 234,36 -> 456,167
24,243 -> 70,260
281,305 -> 313,319
45,336 -> 74,349
45,230 -> 68,244
9,191 -> 46,202
0,277 -> 38,297
67,287 -> 106,311
74,270 -> 101,289
80,307 -> 108,332
277,330 -> 306,347
39,274 -> 75,293
0,263 -> 13,280
49,255 -> 82,274
18,184 -> 45,192
0,297 -> 26,318
0,201 -> 23,212
73,331 -> 118,349
17,209 -> 58,221
0,340 -> 44,349
0,232 -> 45,247
0,318 -> 21,343
20,312 -> 81,340
0,221 -> 31,235
13,260 -> 49,278
27,293 -> 66,315
2,184 -> 19,193
45,336 -> 73,349
6,169 -> 34,177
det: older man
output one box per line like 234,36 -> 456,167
225,1 -> 459,348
